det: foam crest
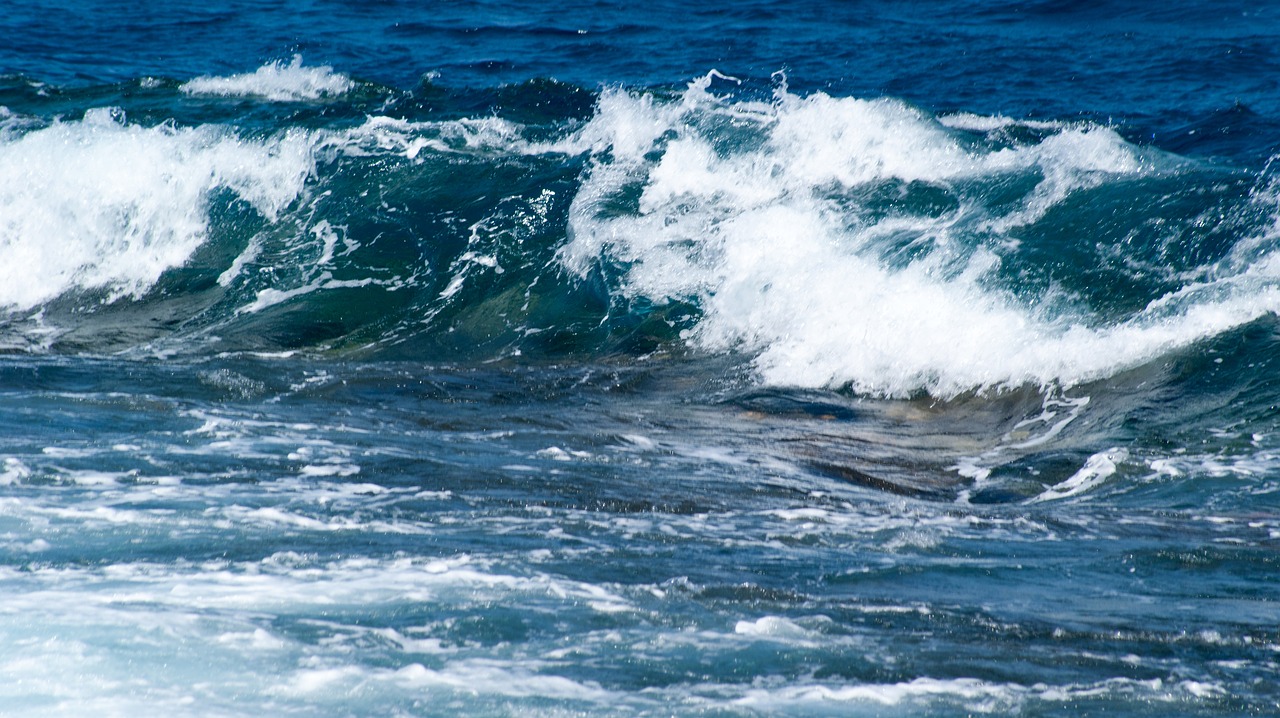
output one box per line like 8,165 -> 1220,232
733,676 -> 1224,712
1032,448 -> 1127,502
181,56 -> 353,102
0,110 -> 316,312
333,115 -> 528,160
766,93 -> 982,186
561,75 -> 1277,397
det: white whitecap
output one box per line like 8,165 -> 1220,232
329,115 -> 530,161
558,73 -> 1280,398
0,109 -> 316,312
734,615 -> 814,640
181,56 -> 353,102
1031,448 -> 1127,502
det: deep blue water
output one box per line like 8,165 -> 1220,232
1,2 -> 1279,716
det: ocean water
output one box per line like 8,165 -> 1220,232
1,1 -> 1279,715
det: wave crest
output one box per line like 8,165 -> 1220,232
181,56 -> 353,102
0,108 -> 316,312
559,73 -> 1280,397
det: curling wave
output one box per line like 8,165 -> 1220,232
0,69 -> 1276,399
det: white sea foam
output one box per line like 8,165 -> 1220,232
558,74 -> 1280,398
536,446 -> 595,462
954,393 -> 1093,484
237,273 -> 378,314
731,676 -> 1224,712
938,112 -> 1065,132
388,660 -> 613,701
0,109 -> 316,312
0,550 -> 643,714
1031,448 -> 1128,502
181,56 -> 353,102
734,676 -> 1011,708
334,115 -> 528,160
0,457 -> 31,485
0,540 -> 1247,715
734,615 -> 816,642
0,553 -> 630,616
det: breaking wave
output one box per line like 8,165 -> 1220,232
1,69 -> 1277,397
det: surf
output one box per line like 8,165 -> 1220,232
0,65 -> 1277,405
558,72 -> 1280,398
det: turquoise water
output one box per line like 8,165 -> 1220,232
1,2 -> 1279,715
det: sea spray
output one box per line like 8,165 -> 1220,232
181,56 -> 354,102
0,108 -> 315,311
560,74 -> 1280,397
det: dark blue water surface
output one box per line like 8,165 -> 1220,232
7,1 -> 1280,153
1,2 -> 1279,716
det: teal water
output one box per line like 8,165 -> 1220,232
1,2 -> 1279,715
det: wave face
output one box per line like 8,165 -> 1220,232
2,65 -> 1276,398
